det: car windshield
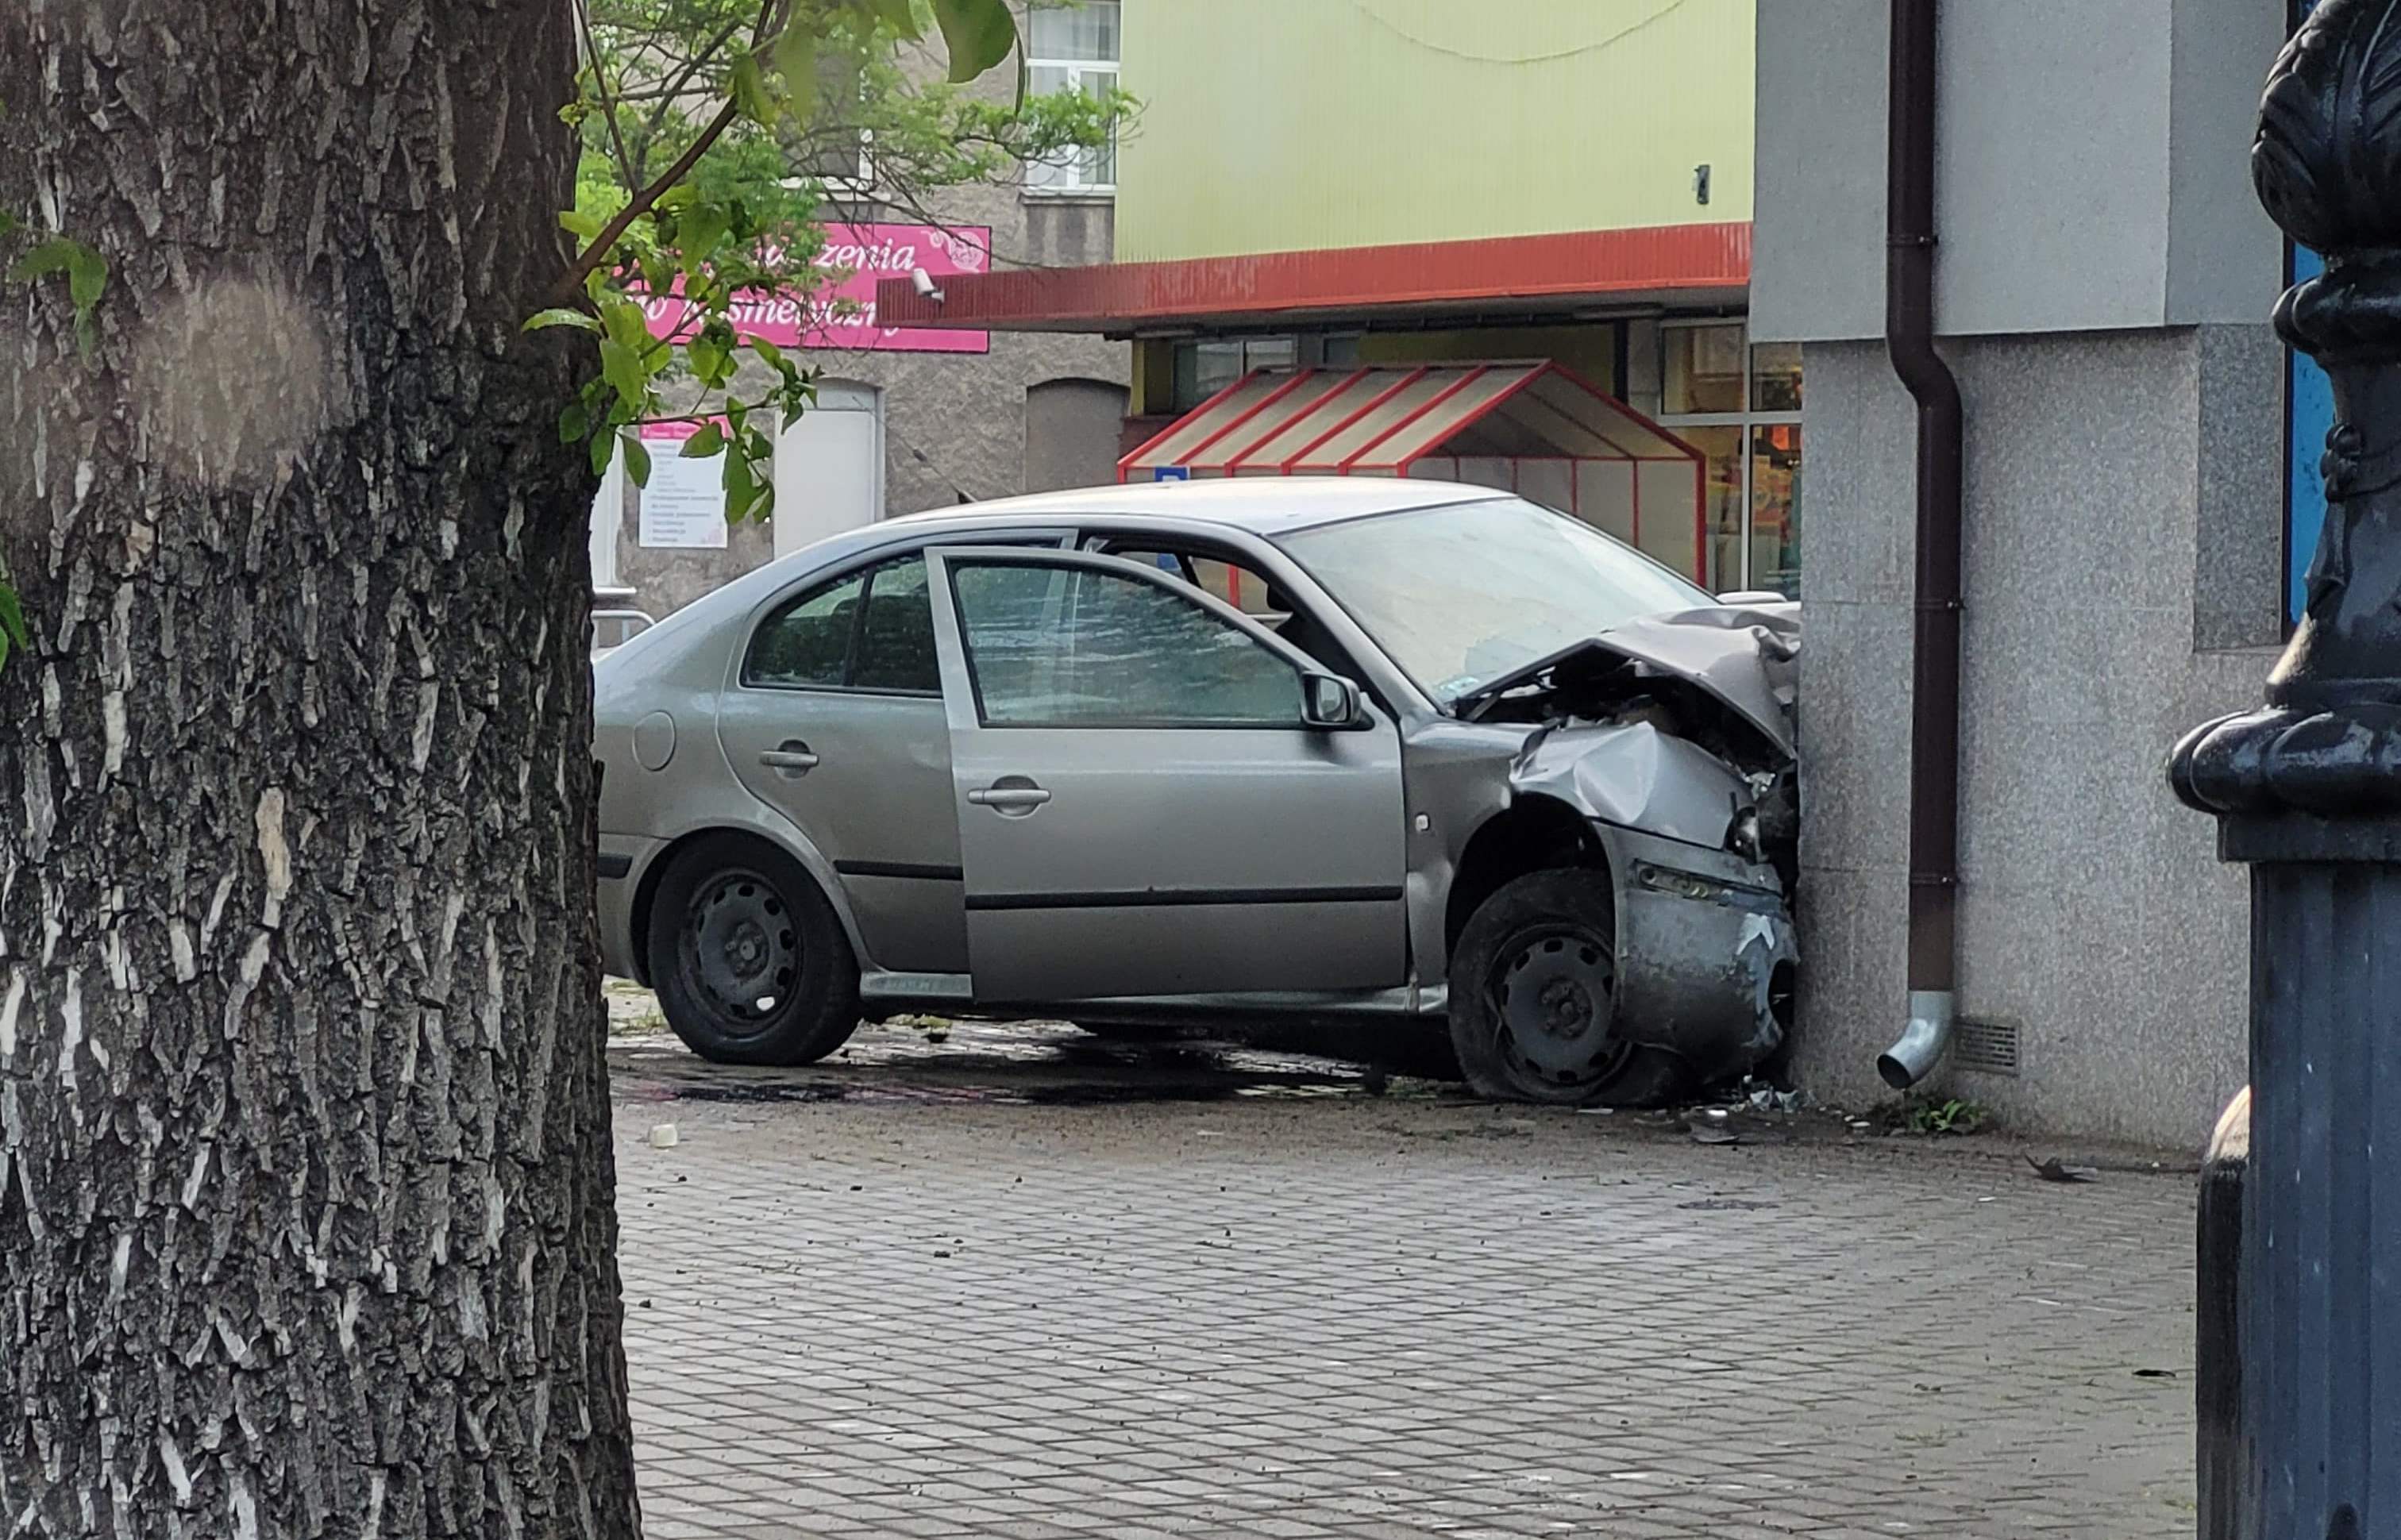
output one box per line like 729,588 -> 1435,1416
1276,497 -> 1717,706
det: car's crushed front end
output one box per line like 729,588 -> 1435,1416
1466,603 -> 1802,1082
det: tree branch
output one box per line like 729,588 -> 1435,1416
548,94 -> 743,306
553,0 -> 784,306
576,0 -> 641,191
638,14 -> 753,160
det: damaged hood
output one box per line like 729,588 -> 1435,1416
1458,603 -> 1800,760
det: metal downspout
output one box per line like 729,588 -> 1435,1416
1878,0 -> 1964,1090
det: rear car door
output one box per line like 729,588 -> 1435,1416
718,551 -> 967,973
923,547 -> 1409,1003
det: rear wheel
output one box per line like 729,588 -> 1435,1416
646,833 -> 861,1066
1447,869 -> 1688,1107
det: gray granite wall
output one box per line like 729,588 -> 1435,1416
1795,326 -> 2282,1146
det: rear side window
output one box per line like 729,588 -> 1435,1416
746,573 -> 864,687
744,556 -> 941,694
852,557 -> 940,691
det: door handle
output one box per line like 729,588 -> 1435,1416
759,740 -> 820,777
968,781 -> 1050,814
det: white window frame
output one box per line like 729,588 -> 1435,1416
1024,2 -> 1120,196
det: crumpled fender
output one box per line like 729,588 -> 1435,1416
1505,715 -> 1798,1076
1509,720 -> 1752,849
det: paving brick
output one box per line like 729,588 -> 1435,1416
611,1025 -> 2195,1538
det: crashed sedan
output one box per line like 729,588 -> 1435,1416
593,478 -> 1798,1105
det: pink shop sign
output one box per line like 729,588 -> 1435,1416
639,222 -> 990,356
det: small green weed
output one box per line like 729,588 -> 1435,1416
1908,1097 -> 1987,1136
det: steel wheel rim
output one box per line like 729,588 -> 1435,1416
681,868 -> 800,1036
1486,920 -> 1628,1093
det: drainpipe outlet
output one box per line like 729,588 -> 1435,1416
1879,989 -> 1955,1089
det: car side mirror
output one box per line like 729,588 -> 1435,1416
1302,672 -> 1366,730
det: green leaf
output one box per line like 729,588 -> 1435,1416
6,239 -> 74,283
0,579 -> 25,658
747,336 -> 784,368
525,306 -> 603,334
590,430 -> 617,478
620,430 -> 653,488
677,204 -> 731,268
599,337 -> 647,407
599,295 -> 651,352
865,0 -> 922,37
934,0 -> 1016,83
773,25 -> 817,121
680,421 -> 726,458
7,236 -> 108,358
0,210 -> 17,238
558,400 -> 591,444
560,209 -> 606,240
66,244 -> 105,314
724,446 -> 757,521
730,54 -> 778,125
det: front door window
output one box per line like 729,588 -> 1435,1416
950,563 -> 1305,727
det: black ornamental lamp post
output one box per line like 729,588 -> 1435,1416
2170,2 -> 2401,1535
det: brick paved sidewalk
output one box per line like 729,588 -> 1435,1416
611,1024 -> 2196,1539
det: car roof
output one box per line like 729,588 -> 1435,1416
594,478 -> 1515,679
882,475 -> 1514,537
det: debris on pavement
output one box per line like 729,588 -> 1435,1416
1748,1082 -> 1806,1114
2026,1154 -> 2100,1184
649,1122 -> 679,1149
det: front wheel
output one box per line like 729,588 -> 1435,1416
1447,869 -> 1689,1107
646,833 -> 861,1066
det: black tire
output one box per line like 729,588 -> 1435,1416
1447,868 -> 1690,1107
646,832 -> 861,1066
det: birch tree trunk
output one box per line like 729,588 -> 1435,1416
0,3 -> 642,1536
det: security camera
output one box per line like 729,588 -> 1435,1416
909,268 -> 945,303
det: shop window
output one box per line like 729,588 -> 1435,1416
1663,323 -> 1746,414
1170,336 -> 1301,411
1026,1 -> 1120,193
1750,425 -> 1803,599
1652,321 -> 1804,595
1751,342 -> 1803,413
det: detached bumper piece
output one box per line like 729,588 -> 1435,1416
1599,824 -> 1797,1076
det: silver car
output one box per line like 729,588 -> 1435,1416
593,479 -> 1799,1105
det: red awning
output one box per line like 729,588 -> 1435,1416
1119,363 -> 1698,478
873,225 -> 1751,335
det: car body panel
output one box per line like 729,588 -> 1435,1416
719,687 -> 965,972
1510,721 -> 1751,852
1593,823 -> 1796,1068
923,546 -> 1410,1000
594,478 -> 1801,1088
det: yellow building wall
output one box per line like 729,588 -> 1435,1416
1116,0 -> 1755,264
